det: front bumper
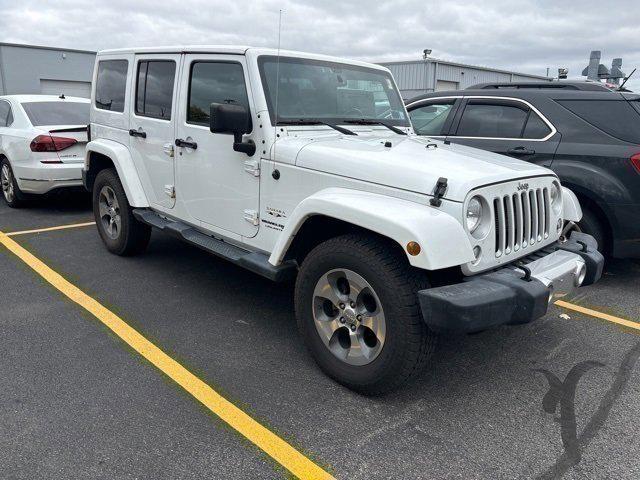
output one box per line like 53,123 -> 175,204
418,232 -> 604,333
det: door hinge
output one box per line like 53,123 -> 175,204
244,159 -> 260,177
243,209 -> 259,226
164,185 -> 176,199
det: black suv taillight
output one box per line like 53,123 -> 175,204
632,153 -> 640,174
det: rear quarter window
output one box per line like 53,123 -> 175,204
557,99 -> 640,144
95,60 -> 128,112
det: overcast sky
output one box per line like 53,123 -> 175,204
1,0 -> 638,89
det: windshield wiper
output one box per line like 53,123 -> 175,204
277,119 -> 357,136
343,119 -> 407,135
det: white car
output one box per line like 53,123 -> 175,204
0,95 -> 89,207
83,46 -> 603,394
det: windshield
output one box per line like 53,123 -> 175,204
22,101 -> 89,127
258,56 -> 409,126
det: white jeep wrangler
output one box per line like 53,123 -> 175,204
83,46 -> 603,394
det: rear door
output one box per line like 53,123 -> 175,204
129,54 -> 181,209
446,97 -> 560,167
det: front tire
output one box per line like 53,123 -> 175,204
295,234 -> 435,395
578,207 -> 606,254
93,168 -> 151,256
1,159 -> 27,208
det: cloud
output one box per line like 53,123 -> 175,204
1,0 -> 638,89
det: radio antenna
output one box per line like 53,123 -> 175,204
618,68 -> 636,91
272,9 -> 283,171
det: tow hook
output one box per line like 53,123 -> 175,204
515,262 -> 533,282
576,240 -> 589,252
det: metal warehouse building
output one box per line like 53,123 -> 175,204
378,57 -> 549,99
0,43 -> 96,98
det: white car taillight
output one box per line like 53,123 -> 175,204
30,134 -> 77,153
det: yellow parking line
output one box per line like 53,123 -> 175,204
555,300 -> 640,332
6,221 -> 96,237
0,231 -> 334,480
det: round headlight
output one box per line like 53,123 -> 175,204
550,182 -> 562,214
466,197 -> 482,233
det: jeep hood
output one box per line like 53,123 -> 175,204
277,134 -> 554,202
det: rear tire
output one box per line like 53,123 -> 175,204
1,158 -> 28,208
93,168 -> 151,256
295,233 -> 435,395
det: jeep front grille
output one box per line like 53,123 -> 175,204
493,188 -> 551,257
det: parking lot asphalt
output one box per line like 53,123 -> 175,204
1,193 -> 640,480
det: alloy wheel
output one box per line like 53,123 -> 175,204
1,164 -> 15,203
312,268 -> 386,366
98,185 -> 121,240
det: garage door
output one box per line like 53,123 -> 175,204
435,80 -> 459,91
40,79 -> 92,98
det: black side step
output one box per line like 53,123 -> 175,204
133,209 -> 297,282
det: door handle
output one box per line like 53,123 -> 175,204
507,146 -> 535,155
129,129 -> 147,139
175,138 -> 198,150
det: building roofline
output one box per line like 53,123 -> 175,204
376,57 -> 549,80
0,42 -> 96,55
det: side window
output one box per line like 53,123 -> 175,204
456,101 -> 529,138
95,60 -> 128,112
187,62 -> 250,127
522,111 -> 551,139
135,60 -> 176,120
409,100 -> 456,136
0,101 -> 9,127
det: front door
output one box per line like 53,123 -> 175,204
408,98 -> 461,137
446,97 -> 560,168
175,54 -> 259,237
129,54 -> 181,209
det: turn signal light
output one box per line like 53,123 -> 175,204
631,153 -> 640,174
30,134 -> 77,152
406,241 -> 421,256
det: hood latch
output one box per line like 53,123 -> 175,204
429,177 -> 448,207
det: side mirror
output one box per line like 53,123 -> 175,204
210,103 -> 255,156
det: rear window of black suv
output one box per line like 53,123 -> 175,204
557,99 -> 640,144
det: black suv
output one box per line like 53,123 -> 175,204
406,89 -> 640,258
